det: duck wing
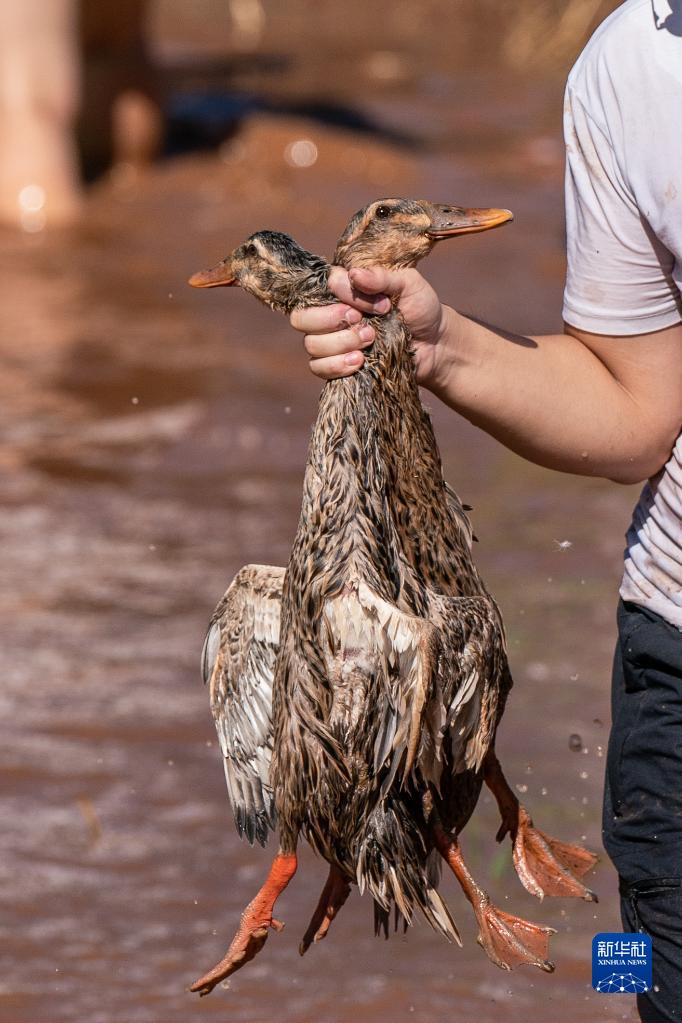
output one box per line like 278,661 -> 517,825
202,564 -> 285,846
429,594 -> 508,776
322,581 -> 444,792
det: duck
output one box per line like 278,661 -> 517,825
187,200 -> 598,996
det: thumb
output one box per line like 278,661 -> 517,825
348,266 -> 406,297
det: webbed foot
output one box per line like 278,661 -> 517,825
434,824 -> 555,973
507,805 -> 598,902
476,901 -> 555,972
484,751 -> 598,901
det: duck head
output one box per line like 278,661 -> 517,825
334,198 -> 513,270
188,230 -> 329,314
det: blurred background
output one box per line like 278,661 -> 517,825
1,2 -> 645,1021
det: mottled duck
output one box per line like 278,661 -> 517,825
187,199 -> 598,996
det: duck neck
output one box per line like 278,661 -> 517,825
297,310 -> 458,595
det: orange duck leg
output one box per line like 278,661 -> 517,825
299,863 -> 352,955
483,750 -> 598,902
191,851 -> 297,997
433,825 -> 555,972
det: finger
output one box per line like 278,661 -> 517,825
290,302 -> 357,334
304,324 -> 374,359
309,350 -> 365,380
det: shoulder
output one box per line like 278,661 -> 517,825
570,0 -> 651,77
568,1 -> 677,102
568,2 -> 655,116
566,0 -> 681,151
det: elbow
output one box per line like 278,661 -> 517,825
607,433 -> 678,486
609,466 -> 657,486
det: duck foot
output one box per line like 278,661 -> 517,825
190,851 -> 297,997
475,903 -> 555,972
433,825 -> 555,973
483,750 -> 598,902
299,864 -> 351,955
509,806 -> 599,902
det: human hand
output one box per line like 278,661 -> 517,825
289,265 -> 451,389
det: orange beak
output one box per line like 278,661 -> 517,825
425,203 -> 513,239
188,258 -> 236,288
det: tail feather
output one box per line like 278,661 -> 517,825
357,797 -> 460,944
424,886 -> 461,946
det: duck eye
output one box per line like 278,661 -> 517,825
375,205 -> 392,219
245,243 -> 258,257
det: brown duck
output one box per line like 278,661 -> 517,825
188,199 -> 598,996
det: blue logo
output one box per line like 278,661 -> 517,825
592,933 -> 652,993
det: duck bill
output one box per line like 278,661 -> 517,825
426,205 -> 513,239
188,259 -> 236,288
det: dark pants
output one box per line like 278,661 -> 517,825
604,600 -> 682,1022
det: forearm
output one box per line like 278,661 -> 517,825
428,306 -> 677,484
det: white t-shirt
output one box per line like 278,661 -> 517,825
563,0 -> 682,627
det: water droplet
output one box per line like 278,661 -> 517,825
18,184 -> 47,232
284,406 -> 291,414
515,783 -> 528,794
541,787 -> 548,796
284,139 -> 318,168
19,183 -> 46,212
131,396 -> 139,405
167,759 -> 174,766
580,771 -> 589,780
569,733 -> 583,752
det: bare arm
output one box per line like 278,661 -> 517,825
432,307 -> 682,483
290,266 -> 682,485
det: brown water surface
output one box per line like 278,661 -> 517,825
1,78 -> 640,1023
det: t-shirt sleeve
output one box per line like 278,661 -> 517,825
562,75 -> 682,336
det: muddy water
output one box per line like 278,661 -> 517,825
1,80 -> 640,1023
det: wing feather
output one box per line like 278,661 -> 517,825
323,583 -> 443,788
429,594 -> 505,775
203,563 -> 284,846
